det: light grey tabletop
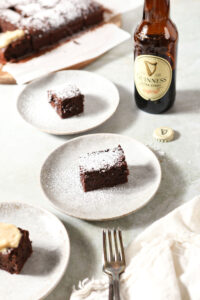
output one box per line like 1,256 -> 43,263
0,0 -> 200,299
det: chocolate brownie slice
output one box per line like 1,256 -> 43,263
0,0 -> 104,62
48,84 -> 84,119
79,145 -> 129,192
0,227 -> 32,274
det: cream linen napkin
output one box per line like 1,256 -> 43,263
71,196 -> 200,300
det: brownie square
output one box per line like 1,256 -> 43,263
21,17 -> 51,51
48,84 -> 84,119
56,1 -> 84,36
44,10 -> 68,44
0,228 -> 32,274
79,145 -> 129,192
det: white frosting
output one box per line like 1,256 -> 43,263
0,29 -> 25,49
79,146 -> 125,172
0,223 -> 22,252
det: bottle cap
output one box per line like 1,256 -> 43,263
153,127 -> 174,142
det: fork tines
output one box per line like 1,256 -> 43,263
103,229 -> 125,265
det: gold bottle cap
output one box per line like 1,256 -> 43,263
153,127 -> 175,142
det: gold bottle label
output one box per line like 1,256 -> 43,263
134,55 -> 172,101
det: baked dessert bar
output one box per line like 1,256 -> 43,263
48,84 -> 84,118
0,0 -> 104,62
0,223 -> 32,274
79,145 -> 129,192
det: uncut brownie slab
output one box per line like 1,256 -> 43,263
79,145 -> 129,192
0,227 -> 32,274
48,84 -> 84,119
0,0 -> 104,62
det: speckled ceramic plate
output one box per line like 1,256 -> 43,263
0,202 -> 70,300
40,133 -> 162,221
17,70 -> 119,135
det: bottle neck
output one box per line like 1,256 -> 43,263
143,0 -> 170,22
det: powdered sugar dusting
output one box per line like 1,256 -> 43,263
21,16 -> 48,31
55,1 -> 82,21
79,145 -> 125,172
38,0 -> 60,8
15,3 -> 41,17
71,0 -> 99,11
0,9 -> 21,24
34,9 -> 66,29
0,0 -> 29,9
48,84 -> 81,101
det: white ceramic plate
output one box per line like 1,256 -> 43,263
0,202 -> 70,300
17,70 -> 119,135
40,134 -> 162,221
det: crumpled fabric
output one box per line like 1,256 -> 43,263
71,196 -> 200,300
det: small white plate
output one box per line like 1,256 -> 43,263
40,133 -> 162,221
17,70 -> 120,135
0,202 -> 70,300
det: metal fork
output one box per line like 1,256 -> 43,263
103,229 -> 126,300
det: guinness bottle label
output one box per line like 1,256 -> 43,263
134,55 -> 172,101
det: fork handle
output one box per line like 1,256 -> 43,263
113,275 -> 120,300
109,277 -> 113,300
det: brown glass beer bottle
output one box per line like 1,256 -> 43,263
134,0 -> 178,114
